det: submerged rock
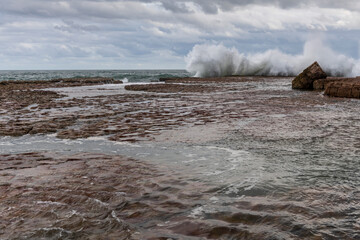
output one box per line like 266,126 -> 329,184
292,62 -> 327,90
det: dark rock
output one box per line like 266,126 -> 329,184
159,77 -> 177,82
292,62 -> 327,90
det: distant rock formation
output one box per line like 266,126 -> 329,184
292,62 -> 327,90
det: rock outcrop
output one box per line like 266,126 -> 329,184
292,62 -> 327,90
324,78 -> 360,98
313,77 -> 355,90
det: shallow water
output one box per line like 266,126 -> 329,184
1,77 -> 360,239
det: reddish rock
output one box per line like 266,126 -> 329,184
292,62 -> 327,90
324,78 -> 360,98
313,77 -> 351,90
0,77 -> 122,87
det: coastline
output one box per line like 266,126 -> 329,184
1,76 -> 360,239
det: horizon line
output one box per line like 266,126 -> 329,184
0,69 -> 187,71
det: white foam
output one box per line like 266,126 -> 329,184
36,201 -> 67,206
189,206 -> 205,218
186,38 -> 359,77
111,210 -> 122,223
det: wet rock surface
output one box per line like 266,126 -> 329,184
1,76 -> 295,142
292,61 -> 327,90
2,75 -> 359,142
2,76 -> 360,239
0,77 -> 121,138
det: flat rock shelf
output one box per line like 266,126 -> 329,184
1,76 -> 360,239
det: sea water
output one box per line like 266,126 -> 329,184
0,69 -> 189,82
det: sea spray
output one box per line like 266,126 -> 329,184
185,38 -> 358,77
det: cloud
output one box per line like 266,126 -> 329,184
2,1 -> 360,32
54,20 -> 99,33
159,1 -> 193,13
158,0 -> 360,12
0,0 -> 360,69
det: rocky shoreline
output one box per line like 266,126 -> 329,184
1,76 -> 292,142
1,73 -> 358,141
0,77 -> 121,138
1,75 -> 360,239
0,77 -> 225,141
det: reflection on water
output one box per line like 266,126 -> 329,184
1,77 -> 360,239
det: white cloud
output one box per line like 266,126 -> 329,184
1,0 -> 360,69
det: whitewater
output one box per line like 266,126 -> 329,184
186,38 -> 360,78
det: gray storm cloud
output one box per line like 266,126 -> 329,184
2,0 -> 360,16
1,0 -> 360,69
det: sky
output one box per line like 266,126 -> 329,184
1,0 -> 360,70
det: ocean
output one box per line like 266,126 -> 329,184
0,69 -> 190,82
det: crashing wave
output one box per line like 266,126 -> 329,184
185,38 -> 359,77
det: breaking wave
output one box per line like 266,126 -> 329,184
185,38 -> 360,77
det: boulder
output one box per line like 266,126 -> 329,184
292,62 -> 327,90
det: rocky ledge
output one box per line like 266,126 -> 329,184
324,78 -> 360,98
0,76 -> 252,141
292,62 -> 360,99
0,77 -> 122,88
0,77 -> 122,111
312,77 -> 353,90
